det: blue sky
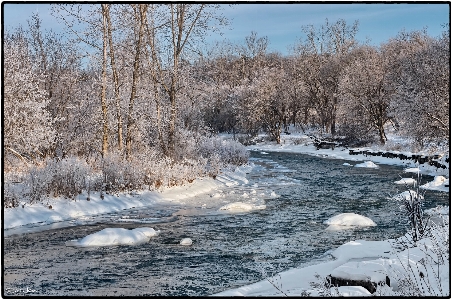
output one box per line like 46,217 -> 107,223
2,3 -> 449,55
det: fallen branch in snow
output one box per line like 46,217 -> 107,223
265,275 -> 288,297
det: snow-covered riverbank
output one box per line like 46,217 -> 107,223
213,133 -> 449,296
245,133 -> 449,178
3,165 -> 252,232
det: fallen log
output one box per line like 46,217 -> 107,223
326,274 -> 390,294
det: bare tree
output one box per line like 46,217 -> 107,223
100,4 -> 109,157
144,4 -> 227,158
3,30 -> 56,166
124,4 -> 147,160
339,45 -> 393,144
388,29 -> 449,145
52,4 -> 110,157
296,18 -> 359,135
104,4 -> 124,152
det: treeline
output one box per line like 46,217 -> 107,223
194,20 -> 449,147
3,4 -> 449,206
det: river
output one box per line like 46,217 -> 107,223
3,151 -> 448,296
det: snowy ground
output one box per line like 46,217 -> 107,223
3,131 -> 449,296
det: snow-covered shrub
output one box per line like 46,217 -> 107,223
172,129 -> 248,179
237,134 -> 258,146
101,152 -> 148,193
197,135 -> 249,166
3,170 -> 29,208
309,273 -> 340,297
392,172 -> 429,245
164,158 -> 206,187
382,214 -> 449,296
173,128 -> 200,162
381,139 -> 405,152
144,156 -> 174,189
3,181 -> 22,208
98,149 -> 205,192
385,171 -> 449,296
291,137 -> 310,146
23,157 -> 92,203
336,123 -> 375,147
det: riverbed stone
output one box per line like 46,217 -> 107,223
326,274 -> 377,294
327,259 -> 391,294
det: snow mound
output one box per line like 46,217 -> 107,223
425,205 -> 449,216
354,161 -> 378,168
404,167 -> 420,173
342,162 -> 352,166
65,227 -> 160,247
180,238 -> 193,246
420,176 -> 449,192
332,240 -> 392,260
219,202 -> 266,212
324,213 -> 376,227
394,178 -> 416,185
392,190 -> 424,201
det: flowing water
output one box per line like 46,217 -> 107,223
3,151 -> 448,296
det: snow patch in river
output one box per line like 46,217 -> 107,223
218,202 -> 266,212
324,213 -> 376,229
394,178 -> 417,185
65,227 -> 160,247
354,161 -> 379,168
420,175 -> 449,192
180,238 -> 193,246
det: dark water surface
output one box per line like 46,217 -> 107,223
3,151 -> 448,296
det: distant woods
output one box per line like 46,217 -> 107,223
3,4 -> 449,170
199,20 -> 449,147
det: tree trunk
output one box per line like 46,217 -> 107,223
100,4 -> 109,157
155,88 -> 167,156
378,123 -> 386,145
331,96 -> 337,135
104,4 -> 123,151
167,86 -> 177,156
125,4 -> 146,160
